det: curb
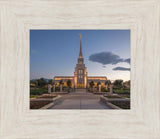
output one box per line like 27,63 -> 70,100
100,96 -> 121,109
40,95 -> 62,109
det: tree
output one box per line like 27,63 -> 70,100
105,80 -> 111,91
97,81 -> 101,86
123,80 -> 130,89
30,80 -> 36,85
105,80 -> 111,86
113,79 -> 123,88
59,79 -> 63,85
89,81 -> 94,92
89,81 -> 94,88
67,80 -> 72,92
49,79 -> 54,85
37,78 -> 47,87
67,80 -> 72,88
125,80 -> 130,85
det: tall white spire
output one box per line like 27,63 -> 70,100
79,34 -> 83,58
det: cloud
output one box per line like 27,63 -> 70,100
89,52 -> 129,65
124,58 -> 130,64
113,67 -> 130,71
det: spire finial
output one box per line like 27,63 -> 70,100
79,34 -> 83,58
79,34 -> 82,39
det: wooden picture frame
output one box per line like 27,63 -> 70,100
0,0 -> 160,138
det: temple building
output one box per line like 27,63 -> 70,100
54,34 -> 107,88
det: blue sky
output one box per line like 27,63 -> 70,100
30,30 -> 130,81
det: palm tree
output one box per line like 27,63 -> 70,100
49,79 -> 54,85
97,81 -> 101,89
105,80 -> 111,91
59,79 -> 63,85
89,81 -> 94,92
97,81 -> 101,86
67,80 -> 72,93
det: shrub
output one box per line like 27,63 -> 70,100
101,87 -> 107,92
30,101 -> 52,109
111,101 -> 130,109
55,87 -> 60,92
30,88 -> 47,96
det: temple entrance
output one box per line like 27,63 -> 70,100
75,83 -> 87,92
77,83 -> 84,88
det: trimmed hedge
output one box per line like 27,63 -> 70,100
110,101 -> 130,109
30,88 -> 48,95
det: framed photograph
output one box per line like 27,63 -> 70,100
30,30 -> 130,110
0,0 -> 160,138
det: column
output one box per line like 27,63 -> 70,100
106,85 -> 108,91
99,84 -> 101,92
53,84 -> 55,92
110,84 -> 113,94
60,84 -> 62,92
48,84 -> 51,94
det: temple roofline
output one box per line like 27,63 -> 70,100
54,76 -> 106,78
88,76 -> 107,78
54,76 -> 74,78
87,76 -> 107,80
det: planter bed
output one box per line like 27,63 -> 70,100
100,96 -> 130,109
116,92 -> 130,95
104,93 -> 130,99
30,99 -> 53,109
109,100 -> 130,109
30,94 -> 59,109
51,92 -> 69,94
36,94 -> 57,98
103,94 -> 122,98
120,94 -> 130,98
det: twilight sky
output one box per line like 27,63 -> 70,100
30,30 -> 130,81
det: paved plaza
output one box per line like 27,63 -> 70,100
49,92 -> 110,109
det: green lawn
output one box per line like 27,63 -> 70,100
113,89 -> 130,93
104,95 -> 121,98
30,95 -> 37,98
30,88 -> 47,95
121,94 -> 130,98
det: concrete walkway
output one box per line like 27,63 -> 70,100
49,92 -> 110,109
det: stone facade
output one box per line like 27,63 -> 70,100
54,34 -> 107,88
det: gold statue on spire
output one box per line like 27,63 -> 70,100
79,34 -> 82,39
